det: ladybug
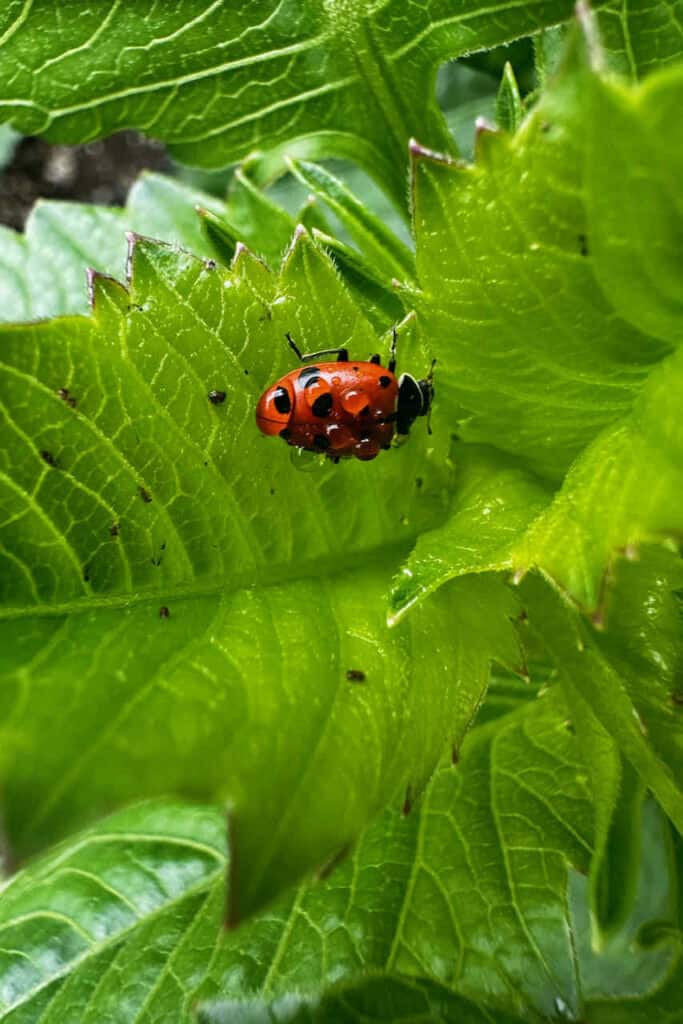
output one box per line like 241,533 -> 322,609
256,328 -> 434,462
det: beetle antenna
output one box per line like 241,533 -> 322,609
388,324 -> 398,374
286,332 -> 303,361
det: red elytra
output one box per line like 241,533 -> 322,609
255,332 -> 434,463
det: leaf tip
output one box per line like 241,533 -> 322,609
408,138 -> 454,165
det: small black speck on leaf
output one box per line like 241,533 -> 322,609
402,787 -> 413,816
269,487 -> 276,495
57,387 -> 77,408
110,522 -> 120,537
451,745 -> 459,766
670,691 -> 683,707
578,233 -> 589,257
205,259 -> 217,270
346,669 -> 366,682
83,568 -> 90,582
541,121 -> 552,133
415,477 -> 423,489
40,450 -> 57,467
138,486 -> 152,503
159,606 -> 170,619
208,390 -> 226,405
243,369 -> 249,376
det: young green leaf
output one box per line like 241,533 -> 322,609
287,159 -> 415,282
496,61 -> 524,133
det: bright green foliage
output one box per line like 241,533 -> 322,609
410,54 -> 669,482
586,64 -> 683,345
0,232 -> 474,920
389,444 -> 549,624
3,690 -> 676,1022
0,1 -> 605,208
591,0 -> 683,77
0,174 -> 225,322
0,2 -> 682,1021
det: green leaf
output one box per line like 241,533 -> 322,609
1,693 -> 676,1021
389,444 -> 549,624
0,229 -> 479,921
593,0 -> 683,78
0,2 -> 605,209
569,686 -> 646,942
521,558 -> 683,835
536,1 -> 683,83
411,53 -> 668,481
0,799 -> 226,1022
310,229 -> 407,329
0,173 -> 226,323
286,159 -> 415,282
585,64 -> 683,345
496,62 -> 524,133
515,345 -> 683,610
197,976 -> 527,1024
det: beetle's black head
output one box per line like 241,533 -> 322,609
396,372 -> 434,435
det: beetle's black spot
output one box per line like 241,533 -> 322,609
379,375 -> 391,389
578,233 -> 589,257
110,522 -> 120,537
314,434 -> 330,451
312,392 -> 333,417
303,374 -> 321,389
40,450 -> 57,467
138,486 -> 152,503
346,669 -> 366,682
159,606 -> 170,619
298,365 -> 320,380
208,390 -> 226,405
353,366 -> 359,372
279,428 -> 291,440
273,386 -> 291,414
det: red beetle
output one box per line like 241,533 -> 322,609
256,329 -> 434,462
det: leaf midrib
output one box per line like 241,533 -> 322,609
0,539 -> 416,621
